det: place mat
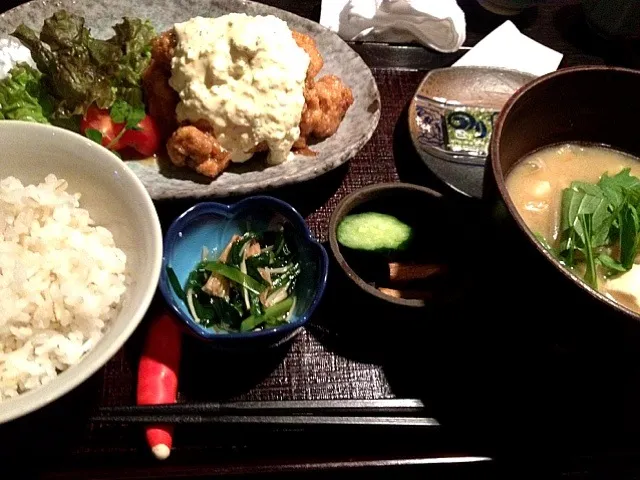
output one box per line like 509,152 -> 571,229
2,68 -> 488,473
98,68 -> 428,408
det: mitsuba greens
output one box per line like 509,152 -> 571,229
540,168 -> 640,289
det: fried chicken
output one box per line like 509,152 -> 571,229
144,27 -> 352,178
297,75 -> 354,148
143,61 -> 179,138
150,30 -> 176,67
166,124 -> 231,178
147,30 -> 229,174
143,31 -> 179,138
291,33 -> 352,149
291,31 -> 323,85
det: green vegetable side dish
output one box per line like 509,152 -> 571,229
337,212 -> 413,252
536,168 -> 640,290
167,228 -> 301,333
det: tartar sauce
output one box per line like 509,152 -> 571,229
170,14 -> 311,165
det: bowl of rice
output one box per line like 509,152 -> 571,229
0,121 -> 162,424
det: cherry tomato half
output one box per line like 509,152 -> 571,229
80,105 -> 161,158
120,114 -> 161,158
80,105 -> 125,150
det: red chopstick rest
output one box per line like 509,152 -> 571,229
136,310 -> 182,460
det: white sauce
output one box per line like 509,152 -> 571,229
0,38 -> 35,80
170,14 -> 310,165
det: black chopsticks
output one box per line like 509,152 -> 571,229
91,399 -> 438,427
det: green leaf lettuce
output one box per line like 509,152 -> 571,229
11,10 -> 156,119
0,63 -> 53,123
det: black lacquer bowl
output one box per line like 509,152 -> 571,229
487,66 -> 640,340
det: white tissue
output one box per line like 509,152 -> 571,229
320,0 -> 467,53
453,20 -> 563,77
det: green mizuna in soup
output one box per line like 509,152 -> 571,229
506,143 -> 640,314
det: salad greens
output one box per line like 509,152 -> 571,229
168,228 -> 301,333
10,10 -> 155,120
540,168 -> 640,289
0,63 -> 53,123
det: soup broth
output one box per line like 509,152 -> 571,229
506,143 -> 640,314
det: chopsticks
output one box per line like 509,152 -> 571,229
91,399 -> 438,427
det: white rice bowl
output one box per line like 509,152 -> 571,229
0,174 -> 128,400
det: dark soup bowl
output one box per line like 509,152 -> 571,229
488,66 -> 640,338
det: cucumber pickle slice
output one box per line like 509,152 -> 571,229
336,212 -> 413,252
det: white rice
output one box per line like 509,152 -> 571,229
0,175 -> 127,401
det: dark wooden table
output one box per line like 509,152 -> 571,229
1,0 -> 640,478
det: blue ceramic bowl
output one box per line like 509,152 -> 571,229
159,196 -> 328,348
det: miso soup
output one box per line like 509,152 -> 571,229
506,143 -> 640,314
